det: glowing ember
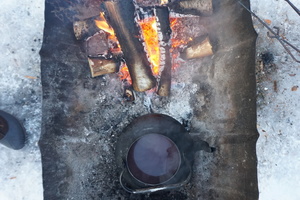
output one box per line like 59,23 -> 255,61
170,18 -> 192,48
118,63 -> 132,84
138,17 -> 160,76
169,17 -> 193,70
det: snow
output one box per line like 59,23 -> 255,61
0,0 -> 44,200
250,0 -> 300,199
0,0 -> 300,199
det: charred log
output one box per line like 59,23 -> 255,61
88,57 -> 119,77
156,7 -> 172,96
102,1 -> 156,92
84,32 -> 109,57
169,0 -> 213,16
73,16 -> 101,40
181,36 -> 214,59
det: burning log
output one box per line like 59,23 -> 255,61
181,36 -> 214,60
88,57 -> 119,77
73,17 -> 100,40
102,1 -> 156,92
73,12 -> 117,41
169,0 -> 213,16
156,7 -> 173,97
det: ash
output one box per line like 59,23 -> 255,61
1,0 -> 300,200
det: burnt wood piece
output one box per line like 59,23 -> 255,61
88,57 -> 119,77
170,0 -> 213,16
102,1 -> 156,92
73,16 -> 101,40
181,36 -> 214,59
123,87 -> 135,102
85,31 -> 109,57
156,7 -> 172,97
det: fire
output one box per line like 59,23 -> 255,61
94,12 -> 115,36
169,17 -> 193,70
118,63 -> 132,84
170,18 -> 192,48
138,17 -> 160,76
95,12 -> 121,53
94,12 -> 193,85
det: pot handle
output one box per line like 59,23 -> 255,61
119,158 -> 191,194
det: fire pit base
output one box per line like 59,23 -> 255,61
39,0 -> 258,199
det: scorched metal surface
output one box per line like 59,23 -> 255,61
39,0 -> 258,199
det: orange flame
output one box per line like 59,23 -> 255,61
118,63 -> 132,84
95,12 -> 121,53
138,17 -> 160,76
95,12 -> 115,36
94,13 -> 192,85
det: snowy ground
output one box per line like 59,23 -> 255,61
0,0 -> 44,200
251,0 -> 300,199
0,0 -> 299,199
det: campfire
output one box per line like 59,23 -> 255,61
73,0 -> 214,96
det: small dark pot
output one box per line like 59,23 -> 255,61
115,113 -> 211,194
0,110 -> 26,150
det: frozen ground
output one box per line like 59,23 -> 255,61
251,0 -> 300,199
0,0 -> 44,200
0,0 -> 299,199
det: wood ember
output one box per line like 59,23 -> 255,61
88,57 -> 119,77
181,36 -> 214,59
123,87 -> 135,102
170,16 -> 208,48
73,16 -> 100,40
156,7 -> 172,97
170,0 -> 213,16
102,1 -> 156,92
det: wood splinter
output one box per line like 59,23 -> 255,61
88,57 -> 119,77
182,36 -> 214,60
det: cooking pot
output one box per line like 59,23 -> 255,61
115,113 -> 213,194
